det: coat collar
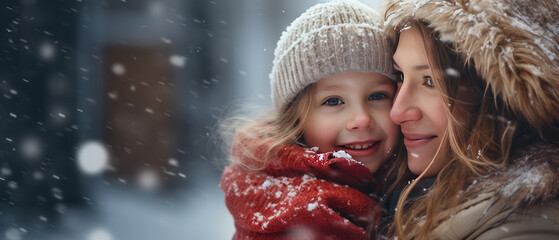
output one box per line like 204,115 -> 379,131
429,140 -> 559,239
467,140 -> 559,207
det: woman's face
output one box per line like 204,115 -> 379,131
390,27 -> 449,176
303,72 -> 400,173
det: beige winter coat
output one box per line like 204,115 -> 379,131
432,142 -> 559,239
434,197 -> 559,239
383,0 -> 559,239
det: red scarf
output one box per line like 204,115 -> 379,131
220,131 -> 380,239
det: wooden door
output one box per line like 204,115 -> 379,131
103,45 -> 177,189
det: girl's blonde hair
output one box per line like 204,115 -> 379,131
385,20 -> 522,239
218,85 -> 315,171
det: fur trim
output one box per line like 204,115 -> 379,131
383,0 -> 559,129
467,141 -> 559,209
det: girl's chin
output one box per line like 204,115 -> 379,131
353,157 -> 382,173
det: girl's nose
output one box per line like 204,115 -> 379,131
390,83 -> 421,125
347,106 -> 374,130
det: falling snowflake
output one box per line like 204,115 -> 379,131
168,158 -> 179,167
112,63 -> 126,76
169,55 -> 187,67
19,136 -> 42,161
38,41 -> 56,61
77,141 -> 109,175
108,91 -> 118,100
4,227 -> 23,240
148,1 -> 165,16
87,228 -> 113,240
138,169 -> 159,191
33,170 -> 44,180
160,37 -> 172,44
445,68 -> 459,77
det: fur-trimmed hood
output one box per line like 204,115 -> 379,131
383,0 -> 559,130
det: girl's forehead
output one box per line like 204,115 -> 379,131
314,72 -> 395,89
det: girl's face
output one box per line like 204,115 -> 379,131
303,72 -> 400,173
390,27 -> 449,176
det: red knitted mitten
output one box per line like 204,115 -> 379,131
272,144 -> 377,193
221,164 -> 378,239
230,130 -> 378,193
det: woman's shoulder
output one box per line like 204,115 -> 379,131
433,196 -> 559,240
432,140 -> 559,239
475,199 -> 559,240
471,140 -> 559,206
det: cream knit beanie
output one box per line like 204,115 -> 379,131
270,0 -> 394,112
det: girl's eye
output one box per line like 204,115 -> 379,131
322,97 -> 343,106
424,76 -> 435,88
369,93 -> 388,101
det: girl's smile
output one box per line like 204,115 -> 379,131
303,72 -> 400,173
337,140 -> 380,158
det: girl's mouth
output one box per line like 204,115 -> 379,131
337,141 -> 380,158
342,143 -> 375,150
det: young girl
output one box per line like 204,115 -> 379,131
380,0 -> 559,239
220,0 -> 401,239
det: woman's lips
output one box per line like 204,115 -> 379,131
402,134 -> 436,148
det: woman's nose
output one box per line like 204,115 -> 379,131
390,83 -> 421,125
347,106 -> 374,130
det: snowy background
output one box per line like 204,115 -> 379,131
0,0 -> 381,239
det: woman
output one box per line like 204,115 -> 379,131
380,0 -> 559,239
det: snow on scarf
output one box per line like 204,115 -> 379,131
220,131 -> 380,239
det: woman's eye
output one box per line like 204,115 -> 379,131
369,93 -> 388,101
393,70 -> 404,82
424,76 -> 435,88
322,97 -> 343,106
